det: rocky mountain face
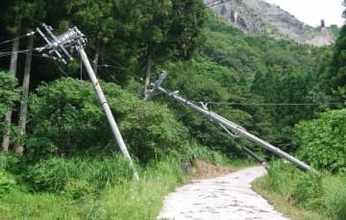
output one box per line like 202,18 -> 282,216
205,0 -> 336,46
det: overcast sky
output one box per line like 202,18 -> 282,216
265,0 -> 345,27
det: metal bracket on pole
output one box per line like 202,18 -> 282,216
35,24 -> 139,180
147,71 -> 318,174
35,24 -> 86,64
143,71 -> 168,101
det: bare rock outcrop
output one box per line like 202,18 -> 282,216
205,0 -> 336,46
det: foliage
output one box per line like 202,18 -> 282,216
0,154 -> 204,219
0,71 -> 20,136
293,109 -> 346,173
25,157 -> 71,193
323,174 -> 346,220
26,77 -> 105,159
257,160 -> 346,220
291,172 -> 324,209
26,77 -> 188,163
0,169 -> 16,196
24,155 -> 132,193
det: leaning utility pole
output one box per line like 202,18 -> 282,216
35,24 -> 139,180
145,71 -> 317,173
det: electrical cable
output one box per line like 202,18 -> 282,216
205,101 -> 343,106
0,31 -> 36,46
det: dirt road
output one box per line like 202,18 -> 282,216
157,166 -> 289,220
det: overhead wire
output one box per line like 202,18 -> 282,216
204,101 -> 343,107
0,31 -> 36,46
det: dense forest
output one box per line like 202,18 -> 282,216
1,0 -> 346,219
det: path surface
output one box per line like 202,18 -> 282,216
157,166 -> 289,220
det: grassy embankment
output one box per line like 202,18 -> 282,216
252,161 -> 346,220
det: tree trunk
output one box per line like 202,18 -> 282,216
93,38 -> 101,76
15,35 -> 33,155
2,16 -> 21,153
143,51 -> 152,99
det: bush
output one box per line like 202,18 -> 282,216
294,109 -> 346,173
261,160 -> 346,219
0,71 -> 19,136
25,158 -> 70,193
291,173 -> 324,210
265,160 -> 298,195
0,170 -> 16,196
27,77 -> 188,163
24,155 -> 133,194
64,178 -> 93,200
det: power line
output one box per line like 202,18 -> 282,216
0,31 -> 36,46
205,102 -> 343,106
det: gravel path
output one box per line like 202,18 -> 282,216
157,166 -> 289,220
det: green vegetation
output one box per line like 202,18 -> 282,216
1,0 -> 346,219
253,161 -> 346,220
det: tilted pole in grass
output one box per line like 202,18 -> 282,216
35,24 -> 139,180
145,71 -> 318,174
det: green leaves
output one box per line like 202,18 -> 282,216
0,71 -> 20,136
27,77 -> 188,163
294,109 -> 346,173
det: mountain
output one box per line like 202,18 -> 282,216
205,0 -> 336,46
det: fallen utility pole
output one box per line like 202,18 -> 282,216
145,71 -> 317,173
36,24 -> 139,180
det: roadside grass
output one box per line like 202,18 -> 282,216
252,176 -> 328,220
0,159 -> 184,220
1,147 -> 245,219
252,160 -> 346,220
0,190 -> 83,219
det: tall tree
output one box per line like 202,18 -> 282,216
0,0 -> 45,153
65,0 -> 116,75
112,0 -> 207,97
15,35 -> 34,155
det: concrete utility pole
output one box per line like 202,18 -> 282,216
146,71 -> 318,174
36,24 -> 139,180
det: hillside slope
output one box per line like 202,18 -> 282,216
205,0 -> 336,46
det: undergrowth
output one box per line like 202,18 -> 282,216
0,146 -> 235,219
253,160 -> 346,220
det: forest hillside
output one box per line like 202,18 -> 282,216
0,0 -> 346,219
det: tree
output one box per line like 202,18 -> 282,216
328,25 -> 346,101
65,0 -> 116,75
0,0 -> 45,153
15,35 -> 34,155
0,72 -> 19,144
111,0 -> 207,97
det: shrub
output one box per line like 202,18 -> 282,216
24,155 -> 133,194
25,158 -> 70,193
27,77 -> 188,163
294,109 -> 346,173
0,170 -> 16,196
0,71 -> 19,136
291,172 -> 324,210
64,178 -> 93,200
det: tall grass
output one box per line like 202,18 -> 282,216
81,159 -> 184,220
253,160 -> 346,220
0,155 -> 186,219
1,144 -> 236,219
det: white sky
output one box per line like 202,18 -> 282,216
265,0 -> 345,27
